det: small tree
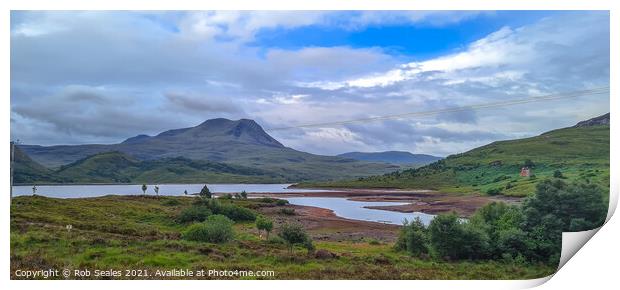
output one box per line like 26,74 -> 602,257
256,215 -> 274,239
199,185 -> 212,199
141,184 -> 147,195
395,217 -> 429,257
154,185 -> 160,196
240,190 -> 248,199
184,190 -> 188,196
278,223 -> 311,254
32,185 -> 37,195
234,192 -> 241,199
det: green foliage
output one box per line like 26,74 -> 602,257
177,206 -> 212,224
486,188 -> 501,196
427,212 -> 489,260
198,199 -> 257,221
255,215 -> 274,239
277,223 -> 311,253
182,214 -> 234,243
141,184 -> 147,194
240,190 -> 248,199
553,170 -> 564,178
199,185 -> 211,199
276,199 -> 288,206
395,217 -> 428,257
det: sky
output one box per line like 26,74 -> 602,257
10,11 -> 610,157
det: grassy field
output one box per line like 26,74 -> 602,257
10,195 -> 555,280
300,125 -> 609,197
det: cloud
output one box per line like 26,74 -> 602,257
10,11 -> 610,157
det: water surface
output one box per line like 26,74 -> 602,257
12,183 -> 328,199
284,197 -> 434,225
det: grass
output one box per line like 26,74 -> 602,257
301,125 -> 609,197
11,195 -> 555,280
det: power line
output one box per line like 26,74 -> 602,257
265,87 -> 609,131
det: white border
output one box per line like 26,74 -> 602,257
1,1 -> 617,289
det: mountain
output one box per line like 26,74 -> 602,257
338,151 -> 442,165
11,145 -> 69,184
12,151 -> 286,184
303,113 -> 610,197
17,118 -> 398,183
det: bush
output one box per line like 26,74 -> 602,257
395,217 -> 428,257
486,188 -> 501,196
182,214 -> 234,243
553,170 -> 565,178
279,208 -> 295,215
276,199 -> 288,206
162,199 -> 181,206
177,206 -> 212,223
277,223 -> 311,253
200,199 -> 257,221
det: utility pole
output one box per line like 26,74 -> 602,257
10,139 -> 20,202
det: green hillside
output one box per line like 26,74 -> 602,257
302,124 -> 609,197
11,145 -> 70,184
17,151 -> 290,184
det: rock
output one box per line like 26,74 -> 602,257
314,249 -> 337,259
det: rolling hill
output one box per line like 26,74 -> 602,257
338,151 -> 442,165
15,118 -> 398,183
302,114 -> 610,197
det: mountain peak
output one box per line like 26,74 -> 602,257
574,113 -> 610,128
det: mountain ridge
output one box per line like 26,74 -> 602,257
337,151 -> 442,165
16,118 -> 398,183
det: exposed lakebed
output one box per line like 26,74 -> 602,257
12,183 -> 433,225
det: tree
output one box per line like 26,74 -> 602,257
240,190 -> 248,199
141,184 -> 147,195
277,223 -> 311,254
184,190 -> 188,196
255,215 -> 274,239
154,185 -> 160,196
395,217 -> 428,257
521,179 -> 607,262
427,212 -> 489,260
199,185 -> 212,199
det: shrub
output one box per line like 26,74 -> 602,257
256,215 -> 274,239
395,217 -> 428,257
276,199 -> 288,206
277,223 -> 311,253
279,208 -> 295,215
182,215 -> 234,243
486,188 -> 501,196
177,206 -> 212,223
240,191 -> 248,199
553,170 -> 565,178
162,199 -> 181,206
201,199 -> 257,221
